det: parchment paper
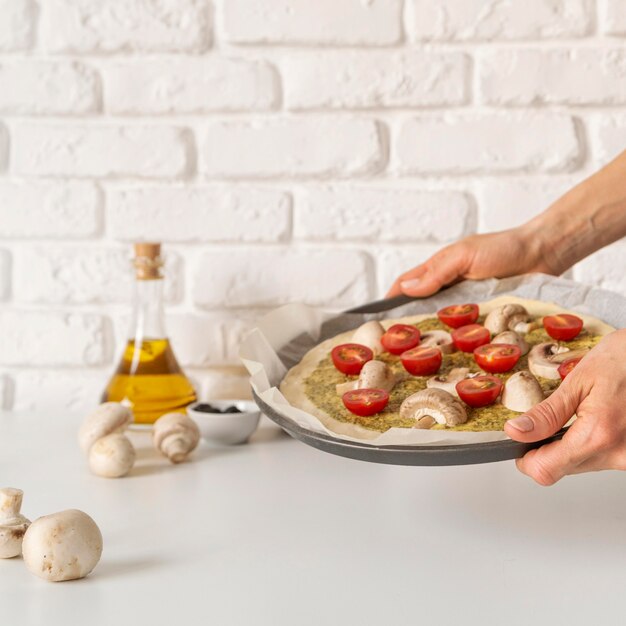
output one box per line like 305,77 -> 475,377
239,273 -> 625,447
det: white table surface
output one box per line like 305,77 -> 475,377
1,411 -> 624,626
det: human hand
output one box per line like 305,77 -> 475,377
386,226 -> 561,298
504,329 -> 626,485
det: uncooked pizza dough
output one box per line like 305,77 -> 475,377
279,296 -> 614,441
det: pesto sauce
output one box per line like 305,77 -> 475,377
303,317 -> 602,433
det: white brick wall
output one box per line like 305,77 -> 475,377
1,0 -> 624,413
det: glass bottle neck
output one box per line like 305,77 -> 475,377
129,278 -> 167,341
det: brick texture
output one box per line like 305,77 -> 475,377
0,181 -> 101,238
479,49 -> 626,106
41,0 -> 212,53
107,186 -> 290,242
395,114 -> 581,174
0,0 -> 624,410
193,249 -> 373,308
0,249 -> 10,301
283,51 -> 468,110
12,246 -> 182,304
0,61 -> 99,115
104,58 -> 279,114
295,187 -> 473,242
407,0 -> 591,41
201,118 -> 385,179
12,124 -> 192,178
0,0 -> 36,51
222,0 -> 402,46
0,311 -> 107,367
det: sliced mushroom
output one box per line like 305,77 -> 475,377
336,380 -> 358,396
508,313 -> 541,334
400,388 -> 468,428
335,360 -> 400,396
492,330 -> 529,356
352,321 -> 385,355
501,371 -> 545,412
528,343 -> 589,380
426,367 -> 470,397
420,330 -> 455,354
483,304 -> 528,335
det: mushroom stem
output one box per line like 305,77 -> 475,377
153,413 -> 200,464
0,488 -> 23,520
400,388 -> 468,428
426,367 -> 470,397
0,488 -> 31,559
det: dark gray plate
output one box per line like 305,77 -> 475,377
252,388 -> 566,466
251,288 -> 568,466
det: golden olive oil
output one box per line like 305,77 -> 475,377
101,243 -> 197,425
102,338 -> 197,425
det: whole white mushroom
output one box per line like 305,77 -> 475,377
78,402 -> 133,454
22,509 -> 103,582
0,488 -> 31,559
89,433 -> 136,478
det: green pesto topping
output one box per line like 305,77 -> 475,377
303,317 -> 602,433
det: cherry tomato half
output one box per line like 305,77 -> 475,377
473,343 -> 522,374
331,343 -> 373,376
543,314 -> 584,341
437,303 -> 480,329
558,357 -> 582,380
342,388 -> 389,417
456,376 -> 503,408
400,346 -> 443,376
380,324 -> 421,355
451,324 -> 491,353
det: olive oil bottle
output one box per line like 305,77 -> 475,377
101,243 -> 197,425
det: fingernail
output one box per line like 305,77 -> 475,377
506,415 -> 534,432
400,278 -> 420,291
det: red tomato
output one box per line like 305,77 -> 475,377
543,314 -> 583,341
456,376 -> 503,408
558,357 -> 582,380
331,343 -> 373,376
473,343 -> 522,374
451,324 -> 491,353
380,324 -> 421,355
437,303 -> 480,328
400,346 -> 443,376
342,388 -> 389,417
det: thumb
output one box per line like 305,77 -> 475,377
504,381 -> 581,443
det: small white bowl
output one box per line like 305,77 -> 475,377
187,400 -> 261,445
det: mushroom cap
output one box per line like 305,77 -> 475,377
153,412 -> 200,464
426,367 -> 470,397
78,402 -> 133,454
335,359 -> 398,396
0,488 -> 30,559
400,388 -> 468,428
528,343 -> 588,380
357,360 -> 396,392
484,304 -> 528,335
22,510 -> 103,582
492,330 -> 529,356
351,321 -> 385,355
501,371 -> 545,412
420,330 -> 455,354
88,433 -> 136,479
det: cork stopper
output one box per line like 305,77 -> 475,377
133,242 -> 163,280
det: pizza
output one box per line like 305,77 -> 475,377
279,296 -> 614,440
